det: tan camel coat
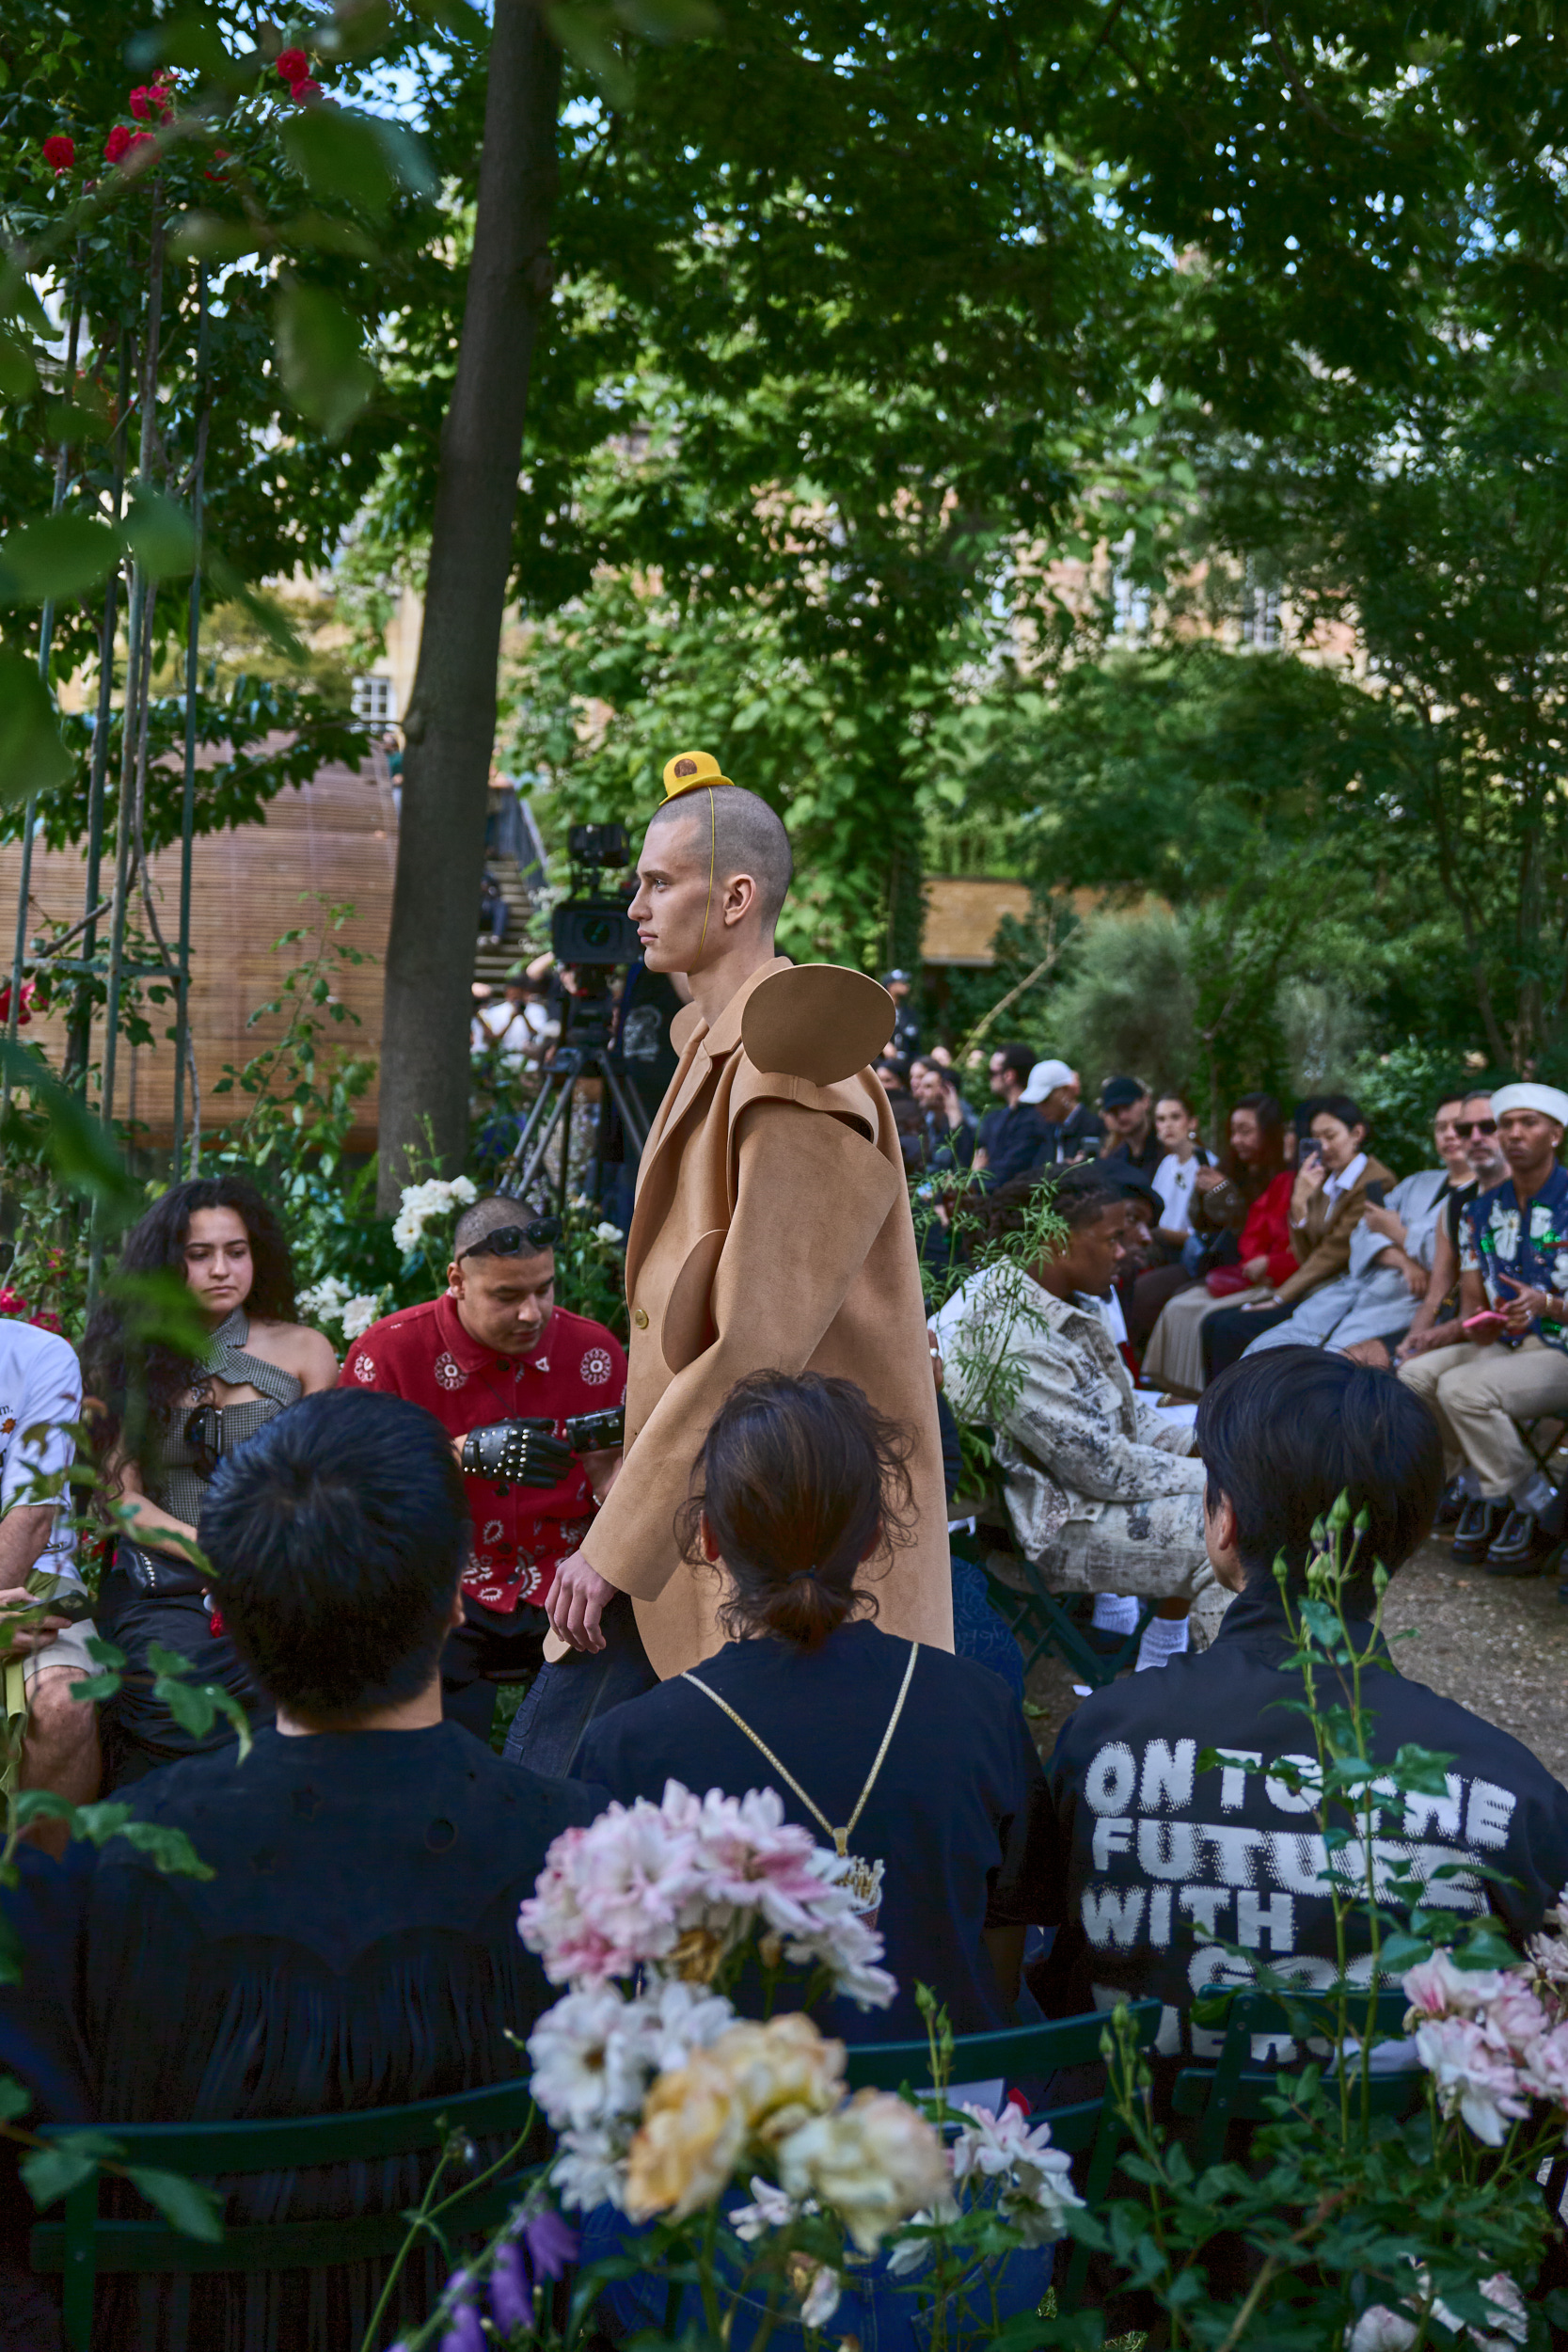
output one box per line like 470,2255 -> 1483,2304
578,956 -> 954,1680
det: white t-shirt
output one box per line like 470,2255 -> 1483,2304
0,1321 -> 82,1589
1153,1149 -> 1216,1235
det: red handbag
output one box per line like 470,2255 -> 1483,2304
1205,1265 -> 1257,1298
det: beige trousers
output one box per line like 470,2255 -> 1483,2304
1398,1335 -> 1568,1501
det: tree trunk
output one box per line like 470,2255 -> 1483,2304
375,0 -> 562,1207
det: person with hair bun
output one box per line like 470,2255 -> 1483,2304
573,1370 -> 1050,2040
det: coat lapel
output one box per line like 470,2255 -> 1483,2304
624,960 -> 792,1299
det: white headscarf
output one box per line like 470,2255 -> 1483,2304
1491,1082 -> 1568,1129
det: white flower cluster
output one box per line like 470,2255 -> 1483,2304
392,1175 -> 478,1254
594,1221 -> 624,1245
297,1275 -> 388,1343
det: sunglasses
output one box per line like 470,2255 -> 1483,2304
457,1216 -> 562,1263
1454,1119 -> 1498,1137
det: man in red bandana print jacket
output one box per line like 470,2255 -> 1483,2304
341,1199 -> 626,1736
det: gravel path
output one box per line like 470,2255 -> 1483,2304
1016,1535 -> 1568,1785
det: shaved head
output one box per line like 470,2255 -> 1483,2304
648,785 -> 793,930
452,1194 -> 547,1258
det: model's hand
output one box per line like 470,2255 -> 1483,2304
1401,1255 -> 1429,1299
1194,1168 -> 1225,1194
547,1549 -> 618,1652
1361,1202 -> 1406,1246
1242,1255 -> 1271,1282
0,1586 -> 68,1658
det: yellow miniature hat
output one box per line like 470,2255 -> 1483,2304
661,749 -> 735,801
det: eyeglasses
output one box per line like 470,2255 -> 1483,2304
457,1216 -> 562,1263
1455,1119 -> 1498,1137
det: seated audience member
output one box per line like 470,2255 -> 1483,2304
1400,1092 -> 1508,1364
1138,1094 -> 1292,1385
1400,1082 -> 1568,1576
909,1055 -> 976,1171
65,1390 -> 602,2351
1236,1090 -> 1469,1369
342,1196 -> 626,1737
1149,1094 -> 1217,1252
1397,1092 -> 1509,1526
874,1054 -> 924,1154
1197,1096 -> 1392,1382
1099,1076 -> 1162,1180
1028,1347 -> 1568,2059
1009,1057 -> 1104,1178
974,1042 -> 1038,1177
934,1173 -> 1217,1673
0,1318 -> 96,1848
576,1370 -> 1047,2039
83,1177 -> 338,1784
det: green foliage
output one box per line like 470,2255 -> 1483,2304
1050,912 -> 1197,1104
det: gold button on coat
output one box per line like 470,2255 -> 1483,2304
633,1305 -> 649,1328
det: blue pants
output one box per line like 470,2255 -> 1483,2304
501,1591 -> 658,1779
581,2201 -> 1053,2352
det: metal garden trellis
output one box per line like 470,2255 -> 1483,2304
6,199 -> 208,1299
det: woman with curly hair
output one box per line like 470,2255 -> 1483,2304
83,1176 -> 338,1782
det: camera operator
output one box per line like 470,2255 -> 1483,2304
341,1197 -> 626,1738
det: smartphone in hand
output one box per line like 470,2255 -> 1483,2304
1461,1309 -> 1508,1338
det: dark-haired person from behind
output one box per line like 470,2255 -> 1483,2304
63,1389 -> 602,2352
1027,1347 -> 1568,2062
82,1175 -> 339,1783
573,1371 -> 1052,2041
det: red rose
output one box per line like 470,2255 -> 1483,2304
103,124 -> 133,164
276,46 -> 309,84
204,145 -> 230,181
41,134 -> 74,173
129,85 -> 152,119
290,77 -> 325,105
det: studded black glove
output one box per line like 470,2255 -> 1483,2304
461,1418 -> 575,1495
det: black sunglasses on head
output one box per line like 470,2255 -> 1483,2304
1455,1119 -> 1497,1137
457,1216 -> 562,1263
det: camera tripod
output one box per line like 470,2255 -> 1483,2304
495,1042 -> 651,1211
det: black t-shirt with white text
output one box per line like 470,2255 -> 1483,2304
1028,1581 -> 1568,2062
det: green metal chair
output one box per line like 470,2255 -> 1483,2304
957,1531 -> 1152,1692
1170,1985 -> 1418,2168
29,2074 -> 539,2352
847,1999 -> 1164,2297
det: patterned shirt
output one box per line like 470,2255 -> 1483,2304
340,1293 -> 626,1612
932,1263 -> 1204,1558
1459,1164 -> 1568,1353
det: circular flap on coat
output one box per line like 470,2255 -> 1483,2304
741,965 -> 894,1087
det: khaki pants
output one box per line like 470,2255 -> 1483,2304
1398,1335 -> 1568,1501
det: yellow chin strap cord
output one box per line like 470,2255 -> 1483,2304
696,783 -> 717,959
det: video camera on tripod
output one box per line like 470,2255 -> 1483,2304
549,824 -> 641,1052
497,821 -> 651,1204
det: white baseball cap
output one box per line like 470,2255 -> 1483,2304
1020,1058 -> 1074,1104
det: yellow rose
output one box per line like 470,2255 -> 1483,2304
708,2012 -> 847,2144
778,2090 -> 949,2254
625,2050 -> 746,2221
